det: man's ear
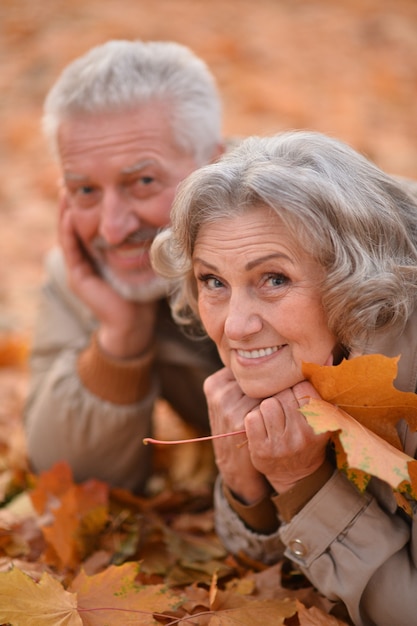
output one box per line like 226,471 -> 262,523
58,182 -> 70,216
210,141 -> 227,163
214,136 -> 243,162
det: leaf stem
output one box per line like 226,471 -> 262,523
143,429 -> 246,446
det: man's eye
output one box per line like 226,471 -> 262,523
130,176 -> 155,187
130,175 -> 163,198
78,185 -> 95,195
68,185 -> 99,208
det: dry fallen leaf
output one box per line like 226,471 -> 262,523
296,599 -> 350,625
70,562 -> 183,625
302,398 -> 416,496
302,354 -> 417,497
0,566 -> 81,626
39,478 -> 109,571
0,333 -> 29,369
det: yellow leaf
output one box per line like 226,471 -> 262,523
70,562 -> 183,625
0,566 -> 81,625
301,398 -> 415,495
208,598 -> 298,625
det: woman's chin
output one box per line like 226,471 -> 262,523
237,381 -> 283,400
237,375 -> 303,399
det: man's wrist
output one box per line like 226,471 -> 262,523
77,332 -> 156,403
97,326 -> 154,359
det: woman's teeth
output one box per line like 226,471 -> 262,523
237,346 -> 279,359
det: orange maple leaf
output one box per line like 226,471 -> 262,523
302,354 -> 417,449
30,460 -> 74,514
30,463 -> 109,570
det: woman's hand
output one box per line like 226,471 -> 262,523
204,368 -> 271,503
244,381 -> 331,494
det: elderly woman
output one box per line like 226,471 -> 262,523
151,130 -> 417,626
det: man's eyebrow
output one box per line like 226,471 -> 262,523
63,159 -> 157,182
121,159 -> 156,175
63,171 -> 88,182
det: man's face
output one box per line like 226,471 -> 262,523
57,104 -> 199,301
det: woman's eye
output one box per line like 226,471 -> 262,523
266,273 -> 288,287
198,274 -> 224,289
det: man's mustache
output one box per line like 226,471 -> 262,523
92,228 -> 160,251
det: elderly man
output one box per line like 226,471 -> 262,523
24,40 -> 224,492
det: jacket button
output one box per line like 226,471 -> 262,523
289,538 -> 307,557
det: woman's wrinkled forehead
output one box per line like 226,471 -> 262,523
193,204 -> 296,250
193,201 -> 309,252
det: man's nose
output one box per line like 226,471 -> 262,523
99,189 -> 140,245
224,294 -> 263,340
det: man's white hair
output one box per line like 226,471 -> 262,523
43,39 -> 222,166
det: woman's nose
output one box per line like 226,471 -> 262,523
224,296 -> 263,340
99,189 -> 140,245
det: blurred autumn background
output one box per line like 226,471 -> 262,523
0,0 -> 417,619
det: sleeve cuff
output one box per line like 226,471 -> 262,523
77,332 -> 155,404
272,459 -> 335,523
223,483 -> 280,534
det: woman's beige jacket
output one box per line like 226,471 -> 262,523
215,308 -> 417,626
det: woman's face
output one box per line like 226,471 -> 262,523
193,206 -> 338,398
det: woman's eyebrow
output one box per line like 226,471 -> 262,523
246,253 -> 293,270
194,253 -> 293,272
193,258 -> 218,271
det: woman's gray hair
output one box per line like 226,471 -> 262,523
42,39 -> 222,165
151,130 -> 417,352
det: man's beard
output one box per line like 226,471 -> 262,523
99,262 -> 170,302
91,229 -> 170,303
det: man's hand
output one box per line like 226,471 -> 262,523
59,195 -> 158,359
